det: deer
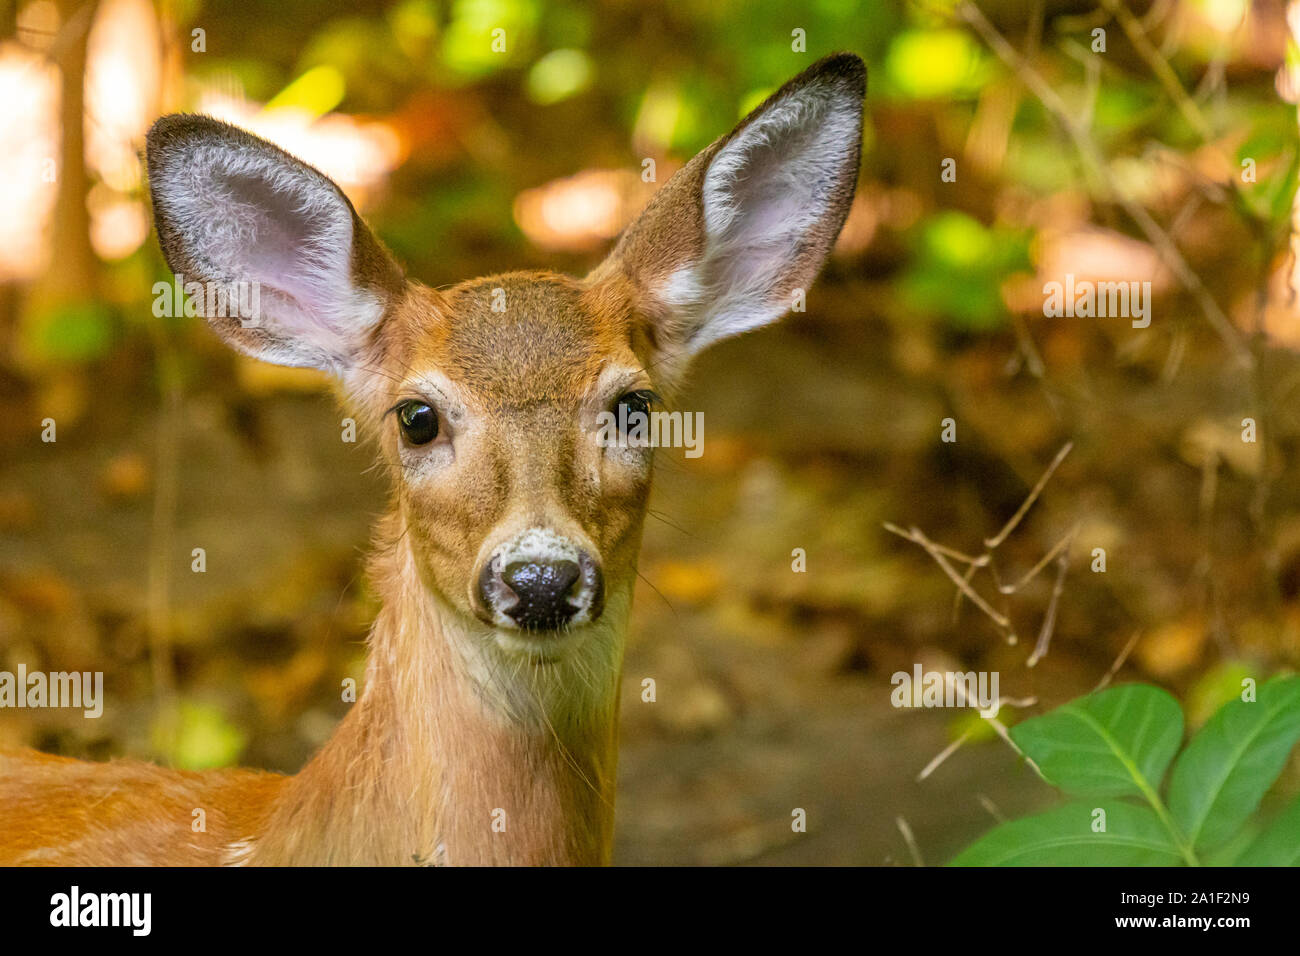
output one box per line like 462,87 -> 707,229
0,53 -> 865,865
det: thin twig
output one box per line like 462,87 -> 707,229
985,442 -> 1073,548
999,522 -> 1080,594
146,324 -> 181,753
956,1 -> 1252,367
1009,311 -> 1046,379
987,716 -> 1048,781
896,816 -> 925,867
949,669 -> 1048,780
1099,0 -> 1211,140
1094,629 -> 1142,692
907,526 -> 1012,630
883,523 -> 988,566
916,729 -> 974,783
951,559 -> 980,623
1027,530 -> 1075,668
915,694 -> 1037,782
976,794 -> 1007,824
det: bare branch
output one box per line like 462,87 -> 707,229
1094,629 -> 1142,692
999,521 -> 1080,594
907,526 -> 1013,630
956,1 -> 1252,367
985,442 -> 1074,549
976,794 -> 1006,823
896,816 -> 925,867
884,522 -> 988,566
1099,0 -> 1212,140
1027,531 -> 1075,668
916,730 -> 973,783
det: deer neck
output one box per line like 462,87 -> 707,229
245,513 -> 627,866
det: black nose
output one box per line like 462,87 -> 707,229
501,560 -> 581,630
477,536 -> 606,632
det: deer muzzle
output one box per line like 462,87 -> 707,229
475,527 -> 605,632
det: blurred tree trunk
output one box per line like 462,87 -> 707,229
0,5 -> 22,348
26,0 -> 99,318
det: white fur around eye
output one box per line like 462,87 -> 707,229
394,404 -> 454,475
399,438 -> 455,478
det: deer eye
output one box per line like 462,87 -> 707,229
614,390 -> 656,432
397,401 -> 439,445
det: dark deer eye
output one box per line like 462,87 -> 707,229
397,401 -> 439,445
614,390 -> 655,433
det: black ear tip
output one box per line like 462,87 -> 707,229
147,112 -> 193,145
146,113 -> 244,161
814,51 -> 867,95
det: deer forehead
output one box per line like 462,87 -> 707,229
391,273 -> 640,411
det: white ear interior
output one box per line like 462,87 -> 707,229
151,132 -> 383,369
663,78 -> 862,353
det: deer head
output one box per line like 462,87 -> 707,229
144,53 -> 864,863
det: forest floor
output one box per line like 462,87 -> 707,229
3,277 -> 1299,863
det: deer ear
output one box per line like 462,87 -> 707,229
590,53 -> 865,380
146,114 -> 404,374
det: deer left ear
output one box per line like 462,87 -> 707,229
590,53 -> 865,377
146,114 -> 405,375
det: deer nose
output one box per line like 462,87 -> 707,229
501,560 -> 581,630
477,530 -> 605,632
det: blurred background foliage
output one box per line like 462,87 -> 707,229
3,0 -> 1300,863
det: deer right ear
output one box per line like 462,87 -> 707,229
146,114 -> 404,374
590,53 -> 865,384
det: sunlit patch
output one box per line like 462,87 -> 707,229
1275,0 -> 1300,330
86,0 -> 159,192
1033,227 -> 1173,294
88,189 -> 149,261
1197,0 -> 1249,32
82,0 -> 161,261
884,27 -> 988,100
513,168 -> 659,252
832,192 -> 878,257
16,0 -> 59,49
526,49 -> 593,105
631,82 -> 681,154
196,92 -> 404,208
0,42 -> 58,279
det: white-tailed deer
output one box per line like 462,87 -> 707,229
0,53 -> 864,865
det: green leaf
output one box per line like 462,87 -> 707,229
950,802 -> 1184,866
22,302 -> 116,364
1186,660 -> 1257,728
265,65 -> 346,118
1168,675 -> 1300,851
1203,820 -> 1262,866
440,0 -> 540,78
883,28 -> 989,100
1010,685 -> 1184,798
526,49 -> 593,105
152,700 -> 247,771
898,212 -> 1030,331
1237,794 -> 1300,866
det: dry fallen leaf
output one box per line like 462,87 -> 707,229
1136,615 -> 1207,677
649,559 -> 723,605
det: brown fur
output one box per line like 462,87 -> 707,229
0,751 -> 282,865
0,53 -> 865,866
